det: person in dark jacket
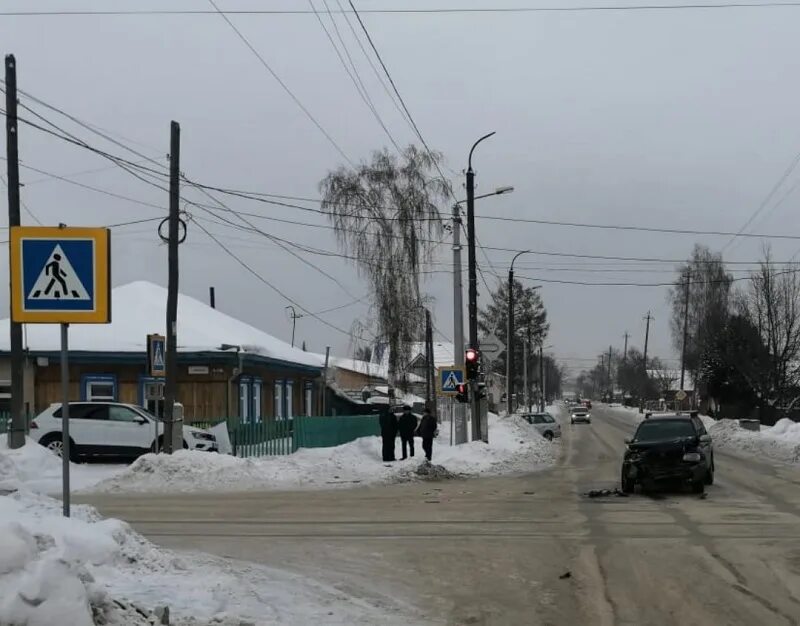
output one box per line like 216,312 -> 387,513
417,407 -> 437,462
398,405 -> 418,460
379,410 -> 399,462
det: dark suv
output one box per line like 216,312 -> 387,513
621,413 -> 714,494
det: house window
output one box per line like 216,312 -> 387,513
285,381 -> 294,418
304,382 -> 314,416
82,375 -> 117,402
274,380 -> 285,420
239,376 -> 263,423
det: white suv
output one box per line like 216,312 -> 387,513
521,413 -> 562,441
31,402 -> 217,461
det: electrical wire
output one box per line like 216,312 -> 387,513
206,0 -> 354,166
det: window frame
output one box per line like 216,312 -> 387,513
80,375 -> 117,402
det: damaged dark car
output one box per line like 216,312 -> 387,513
621,414 -> 714,494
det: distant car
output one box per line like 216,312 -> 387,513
521,413 -> 561,441
621,413 -> 713,494
570,406 -> 591,424
31,402 -> 217,461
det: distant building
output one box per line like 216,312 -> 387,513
0,281 -> 322,422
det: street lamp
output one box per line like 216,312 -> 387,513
506,249 -> 541,415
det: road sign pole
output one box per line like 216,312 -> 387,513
60,323 -> 70,517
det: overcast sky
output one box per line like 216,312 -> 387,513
3,0 -> 800,376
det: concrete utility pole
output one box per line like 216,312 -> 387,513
680,272 -> 690,391
466,132 -> 495,441
451,204 -> 467,443
5,55 -> 24,449
163,121 -> 180,454
539,342 -> 545,412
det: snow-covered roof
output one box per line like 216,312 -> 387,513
330,357 -> 388,380
0,281 -> 321,369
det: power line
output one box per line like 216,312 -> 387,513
5,3 -> 800,16
0,173 -> 41,225
206,0 -> 354,166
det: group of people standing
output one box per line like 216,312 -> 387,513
379,405 -> 437,463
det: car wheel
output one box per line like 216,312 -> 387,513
543,431 -> 554,441
691,480 -> 705,494
621,468 -> 635,494
704,464 -> 714,485
39,434 -> 79,463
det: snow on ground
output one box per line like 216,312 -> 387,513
0,489 -> 422,625
90,413 -> 558,494
0,437 -> 123,495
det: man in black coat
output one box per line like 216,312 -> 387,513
398,405 -> 418,460
379,410 -> 399,462
418,407 -> 438,462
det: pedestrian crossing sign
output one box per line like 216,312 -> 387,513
147,334 -> 166,377
438,367 -> 464,396
10,226 -> 111,324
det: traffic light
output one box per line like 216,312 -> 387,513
476,381 -> 487,401
455,383 -> 469,403
465,347 -> 480,380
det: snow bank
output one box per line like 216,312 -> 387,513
91,413 -> 557,494
0,489 -> 418,625
0,437 -> 124,494
703,418 -> 800,465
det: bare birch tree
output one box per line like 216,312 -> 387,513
320,146 -> 448,389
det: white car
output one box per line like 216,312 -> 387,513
521,412 -> 561,441
570,406 -> 591,424
31,402 -> 217,461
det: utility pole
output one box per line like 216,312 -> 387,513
466,132 -> 495,442
506,266 -> 515,415
523,330 -> 529,412
286,305 -> 303,348
623,331 -> 629,362
425,308 -> 433,410
607,345 -> 613,400
163,121 -> 180,454
5,55 -> 24,449
680,272 -> 690,391
451,204 -> 467,443
643,311 -> 653,373
209,286 -> 216,309
539,342 -> 545,411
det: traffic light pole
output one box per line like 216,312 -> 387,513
466,132 -> 494,442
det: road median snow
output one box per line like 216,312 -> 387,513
0,488 -> 423,625
89,413 -> 557,494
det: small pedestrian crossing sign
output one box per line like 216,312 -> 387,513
148,334 -> 167,377
11,226 -> 111,324
438,367 -> 464,396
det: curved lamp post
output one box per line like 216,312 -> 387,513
506,250 -> 541,415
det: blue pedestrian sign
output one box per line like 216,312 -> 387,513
148,334 -> 167,377
10,226 -> 111,324
438,367 -> 465,396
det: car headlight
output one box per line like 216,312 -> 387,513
191,431 -> 215,441
682,452 -> 702,462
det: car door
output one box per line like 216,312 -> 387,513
106,405 -> 153,455
54,403 -> 109,453
692,417 -> 712,457
531,414 -> 546,435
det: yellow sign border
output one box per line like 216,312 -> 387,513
437,366 -> 464,396
10,226 -> 111,324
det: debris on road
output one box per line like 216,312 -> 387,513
559,571 -> 572,580
583,488 -> 629,498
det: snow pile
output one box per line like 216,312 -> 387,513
703,417 -> 800,465
0,490 -> 418,625
91,414 -> 557,494
0,438 -> 123,494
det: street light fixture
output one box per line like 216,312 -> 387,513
506,249 -> 541,415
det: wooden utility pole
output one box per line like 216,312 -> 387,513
623,331 -> 629,362
163,121 -> 180,454
539,342 -> 545,411
607,345 -> 613,398
643,311 -> 653,372
209,286 -> 216,309
5,55 -> 24,449
680,272 -> 690,390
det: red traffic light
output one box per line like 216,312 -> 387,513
456,383 -> 466,393
465,348 -> 478,362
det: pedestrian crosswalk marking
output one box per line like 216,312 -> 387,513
27,244 -> 90,301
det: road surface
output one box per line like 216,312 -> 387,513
81,405 -> 800,625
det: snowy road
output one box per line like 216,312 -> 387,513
81,406 -> 800,625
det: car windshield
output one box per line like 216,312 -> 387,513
634,419 -> 695,441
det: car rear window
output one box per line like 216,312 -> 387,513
52,404 -> 109,420
635,419 -> 696,441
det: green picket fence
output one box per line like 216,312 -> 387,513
231,419 -> 295,457
293,415 -> 380,449
0,411 -> 8,435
